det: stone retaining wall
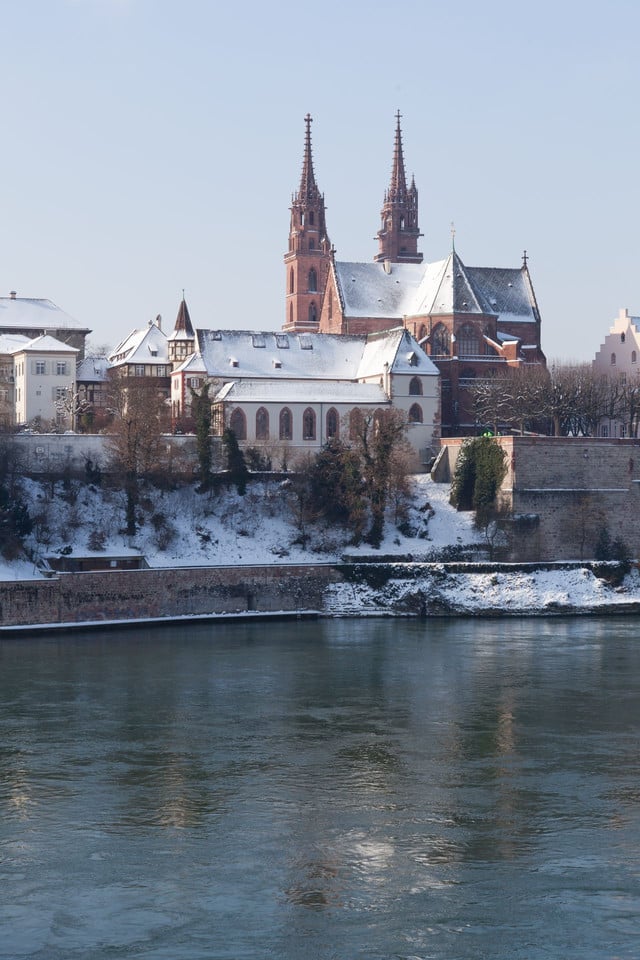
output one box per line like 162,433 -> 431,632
0,565 -> 342,628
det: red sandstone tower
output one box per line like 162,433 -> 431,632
374,111 -> 423,265
283,114 -> 332,333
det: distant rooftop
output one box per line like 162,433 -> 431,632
0,296 -> 90,332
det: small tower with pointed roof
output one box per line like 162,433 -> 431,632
168,296 -> 196,367
375,112 -> 423,265
283,114 -> 332,333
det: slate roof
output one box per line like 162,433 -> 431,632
0,297 -> 90,332
334,251 -> 539,324
77,356 -> 109,381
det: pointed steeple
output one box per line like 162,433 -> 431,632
173,296 -> 195,339
375,112 -> 423,265
168,295 -> 196,365
284,114 -> 331,332
387,110 -> 408,203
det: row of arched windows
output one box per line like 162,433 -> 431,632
229,406 -> 341,442
423,322 -> 496,358
611,351 -> 637,365
228,403 -> 424,441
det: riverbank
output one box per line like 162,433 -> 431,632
1,560 -> 639,633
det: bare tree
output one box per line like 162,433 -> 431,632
105,373 -> 169,535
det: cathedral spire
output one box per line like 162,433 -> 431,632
375,112 -> 423,264
284,114 -> 331,332
387,110 -> 408,202
297,113 -> 320,203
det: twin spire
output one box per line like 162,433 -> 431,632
296,113 -> 322,204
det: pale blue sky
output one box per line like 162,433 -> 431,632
1,0 -> 639,360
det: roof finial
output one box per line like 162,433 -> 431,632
522,249 -> 528,268
298,112 -> 319,201
451,221 -> 456,252
388,109 -> 407,201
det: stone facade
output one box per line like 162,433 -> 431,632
436,436 -> 640,561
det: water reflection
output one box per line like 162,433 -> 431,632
1,618 -> 640,959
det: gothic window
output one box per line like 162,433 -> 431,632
303,407 -> 316,440
409,376 -> 422,396
458,324 -> 479,356
328,289 -> 333,320
417,324 -> 427,343
611,352 -> 616,365
408,403 -> 423,423
309,238 -> 315,250
256,407 -> 269,441
308,302 -> 317,324
308,268 -> 317,292
431,323 -> 450,356
326,407 -> 339,439
279,407 -> 292,441
229,407 -> 246,440
289,303 -> 293,325
633,351 -> 637,364
349,408 -> 362,440
309,211 -> 315,225
289,269 -> 294,294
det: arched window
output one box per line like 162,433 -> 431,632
458,324 -> 479,356
326,407 -> 339,439
308,268 -> 317,292
279,407 -> 292,441
633,351 -> 637,364
309,211 -> 315,225
309,238 -> 315,250
229,407 -> 246,441
408,403 -> 423,423
417,324 -> 428,343
303,407 -> 316,440
256,407 -> 269,441
289,303 -> 293,325
328,289 -> 333,320
308,302 -> 317,324
611,352 -> 617,365
289,269 -> 294,294
409,376 -> 422,396
349,408 -> 362,440
431,323 -> 450,356
621,332 -> 626,343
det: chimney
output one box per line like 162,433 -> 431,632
10,290 -> 16,299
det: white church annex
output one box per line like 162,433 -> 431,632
171,323 -> 440,465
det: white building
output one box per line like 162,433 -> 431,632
172,325 -> 440,465
0,333 -> 78,428
593,307 -> 640,437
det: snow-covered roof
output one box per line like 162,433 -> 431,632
0,333 -> 31,354
77,356 -> 109,381
109,322 -> 169,367
0,297 -> 90,332
197,328 -> 437,382
335,251 -> 539,324
8,333 -> 78,355
216,379 -> 389,405
172,351 -> 208,375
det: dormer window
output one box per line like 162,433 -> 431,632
230,358 -> 239,368
406,351 -> 418,366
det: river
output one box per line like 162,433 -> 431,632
1,617 -> 639,959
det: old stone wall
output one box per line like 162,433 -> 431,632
434,436 -> 640,561
0,564 -> 342,628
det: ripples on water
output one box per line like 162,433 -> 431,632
1,617 -> 639,959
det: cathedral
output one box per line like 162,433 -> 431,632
284,114 -> 546,436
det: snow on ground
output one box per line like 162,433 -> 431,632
16,473 -> 482,575
6,474 -> 640,616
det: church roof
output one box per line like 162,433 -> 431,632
216,379 -> 389,405
196,328 -> 437,381
334,251 -> 539,324
0,297 -> 90,332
